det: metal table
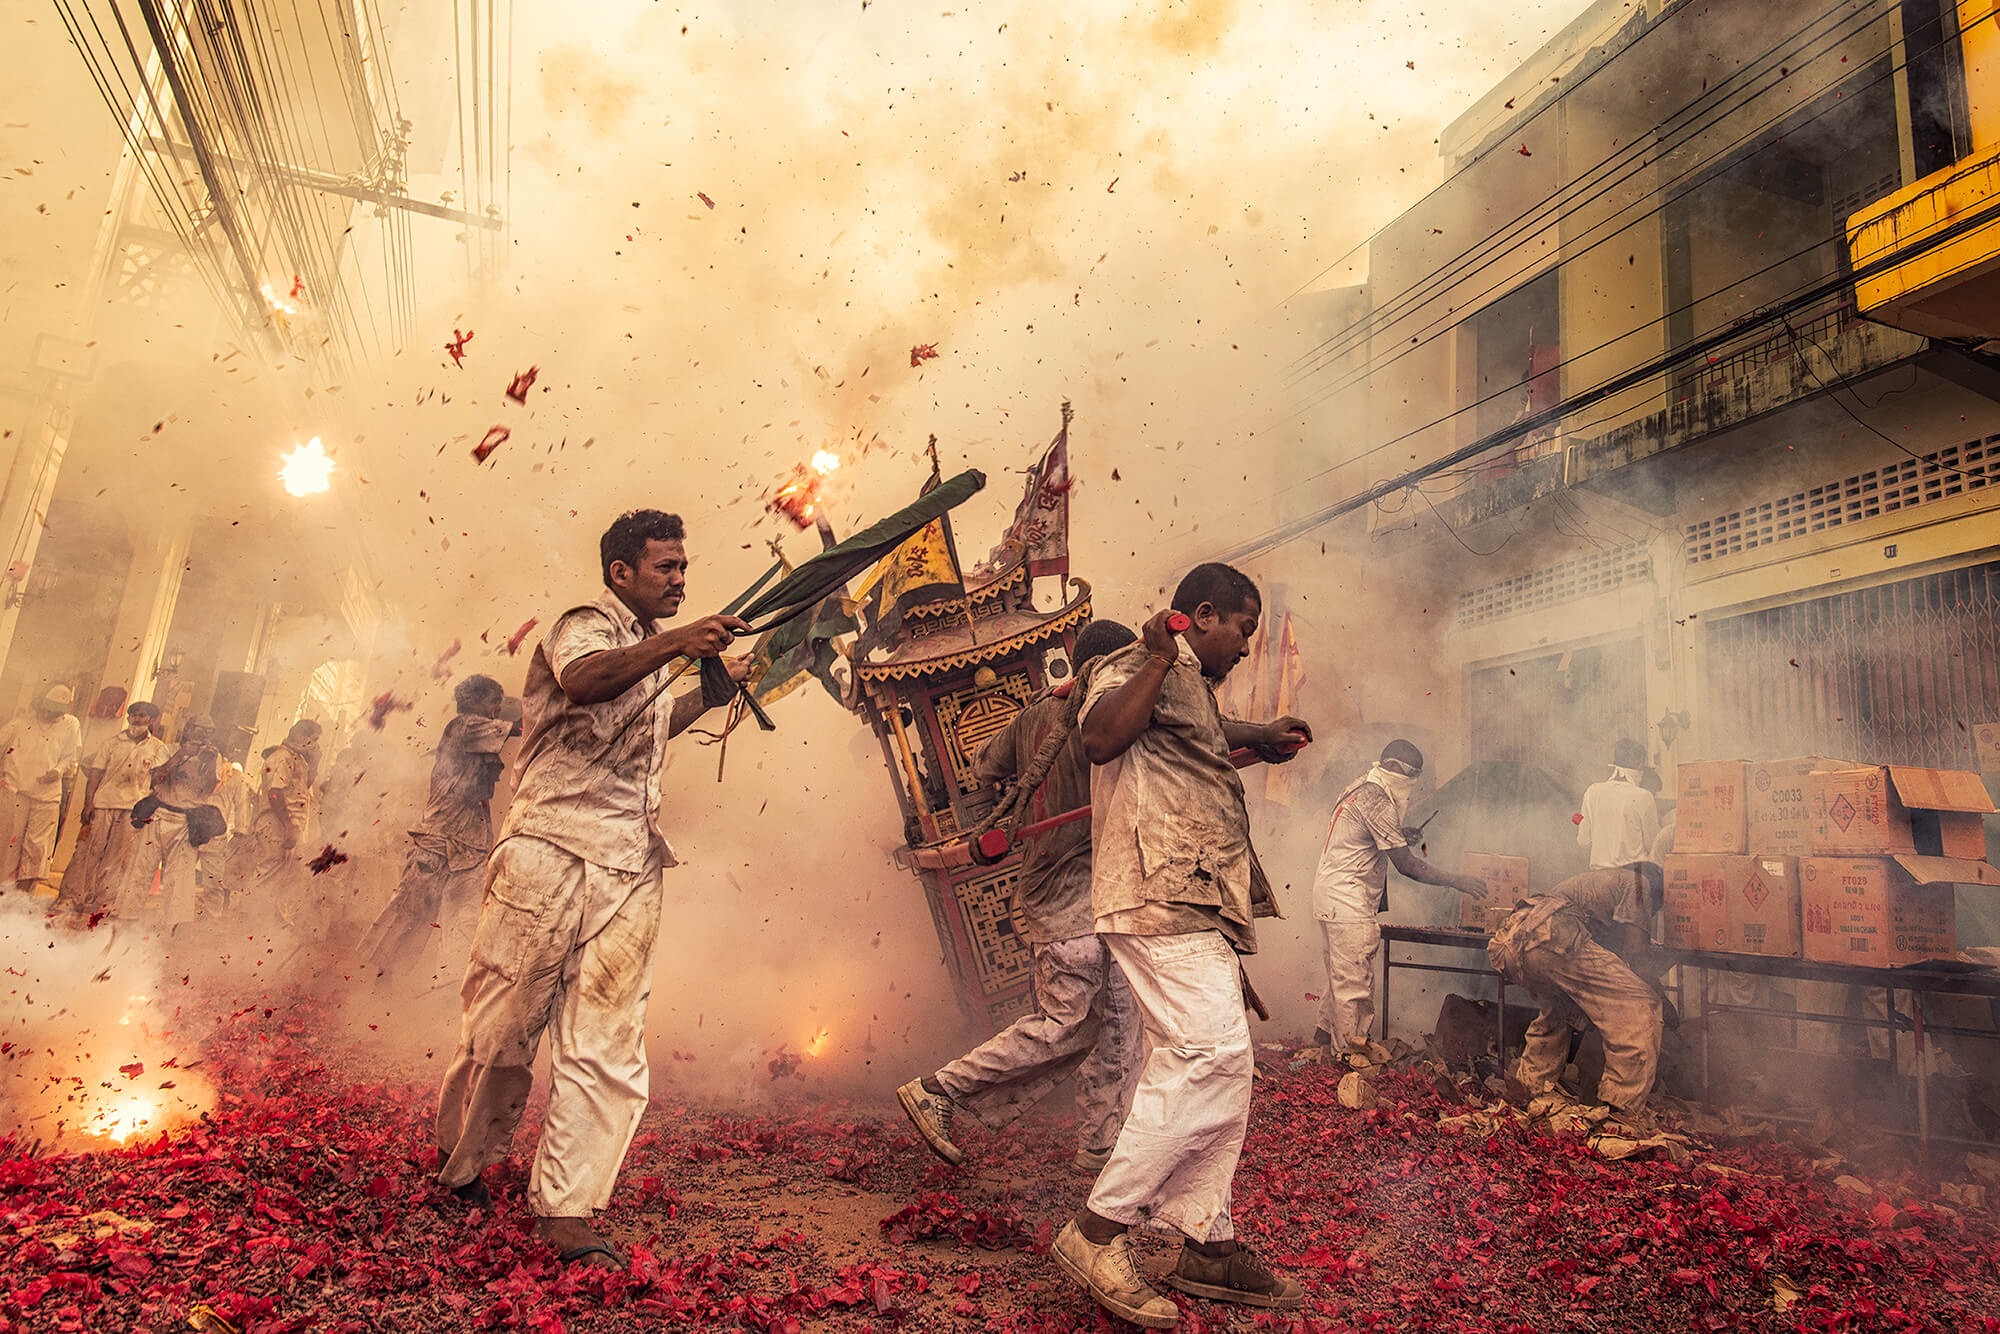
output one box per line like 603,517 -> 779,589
1380,925 -> 2000,1149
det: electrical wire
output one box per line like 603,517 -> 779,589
1281,2 -> 1993,428
1418,486 -> 1513,558
1216,192 -> 2000,563
1782,316 -> 1989,481
1287,0 -> 1895,386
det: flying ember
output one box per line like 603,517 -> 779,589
766,449 -> 841,528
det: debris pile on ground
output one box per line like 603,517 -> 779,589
1,997 -> 1996,1331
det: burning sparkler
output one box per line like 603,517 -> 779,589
279,437 -> 334,496
804,1026 -> 833,1058
768,448 -> 843,532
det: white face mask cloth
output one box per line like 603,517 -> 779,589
1366,764 -> 1416,823
1610,764 -> 1642,784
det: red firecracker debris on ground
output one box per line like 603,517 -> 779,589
909,343 -> 938,368
367,692 -> 409,730
505,366 -> 539,404
504,617 -> 539,656
472,426 -> 509,464
446,328 -> 474,365
5,995 -> 1998,1334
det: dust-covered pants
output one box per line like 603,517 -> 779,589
436,835 -> 664,1217
120,808 -> 200,925
933,934 -> 1140,1153
1316,919 -> 1381,1048
356,840 -> 486,985
0,791 -> 60,883
1085,930 -> 1251,1243
62,811 -> 137,913
1511,930 -> 1662,1112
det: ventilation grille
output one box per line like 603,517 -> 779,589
1458,542 -> 1653,627
1683,435 -> 2000,565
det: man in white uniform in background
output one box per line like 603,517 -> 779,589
434,509 -> 748,1272
1309,740 -> 1486,1058
0,686 -> 83,896
1577,738 -> 1659,870
64,700 -> 169,916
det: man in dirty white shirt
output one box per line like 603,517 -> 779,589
434,509 -> 749,1270
1052,562 -> 1312,1331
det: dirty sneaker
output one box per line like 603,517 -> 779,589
895,1077 -> 964,1165
1164,1242 -> 1304,1311
1052,1221 -> 1180,1328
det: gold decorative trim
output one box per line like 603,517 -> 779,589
856,592 -> 1092,683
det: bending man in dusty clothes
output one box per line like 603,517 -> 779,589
1486,861 -> 1668,1133
1053,563 -> 1311,1330
897,619 -> 1142,1176
434,509 -> 748,1271
356,674 -> 519,989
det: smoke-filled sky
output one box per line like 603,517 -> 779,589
2,0 -> 1608,1127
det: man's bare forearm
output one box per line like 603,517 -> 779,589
1080,658 -> 1171,764
559,634 -> 684,705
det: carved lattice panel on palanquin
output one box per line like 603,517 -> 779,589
953,863 -> 1033,998
932,672 -> 1036,794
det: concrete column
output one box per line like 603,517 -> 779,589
0,388 -> 74,689
98,510 -> 195,705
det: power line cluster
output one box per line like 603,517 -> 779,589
1222,0 -> 1997,561
52,0 -> 514,371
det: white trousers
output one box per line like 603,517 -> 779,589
1317,918 -> 1381,1049
1086,930 -> 1252,1243
436,835 -> 664,1217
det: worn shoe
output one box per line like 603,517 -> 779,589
447,1177 -> 492,1209
1164,1242 -> 1304,1311
896,1077 -> 964,1165
1072,1145 -> 1111,1176
1052,1221 -> 1180,1328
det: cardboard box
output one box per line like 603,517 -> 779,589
1662,853 -> 1731,951
1747,756 -> 1857,857
1459,852 -> 1529,933
1798,855 -> 1997,965
1974,722 -> 2000,775
1809,766 -> 1995,858
1675,761 -> 1749,853
1722,855 -> 1801,958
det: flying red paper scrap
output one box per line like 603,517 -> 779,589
118,1062 -> 144,1080
909,343 -> 938,368
446,327 -> 474,366
307,845 -> 349,875
366,692 -> 409,731
472,425 -> 509,464
505,617 -> 539,656
431,638 -> 463,679
505,366 -> 539,403
288,274 -> 304,299
697,191 -> 715,209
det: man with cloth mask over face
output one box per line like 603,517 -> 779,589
1308,740 -> 1487,1060
1576,738 -> 1660,870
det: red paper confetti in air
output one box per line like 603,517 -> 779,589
431,639 -> 463,679
504,617 -> 539,656
289,274 -> 304,299
446,327 -> 474,366
505,366 -> 539,403
697,191 -> 715,209
366,692 -> 409,731
118,1062 -> 144,1080
472,425 -> 509,464
909,343 -> 938,368
1517,144 -> 1534,156
307,845 -> 349,875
